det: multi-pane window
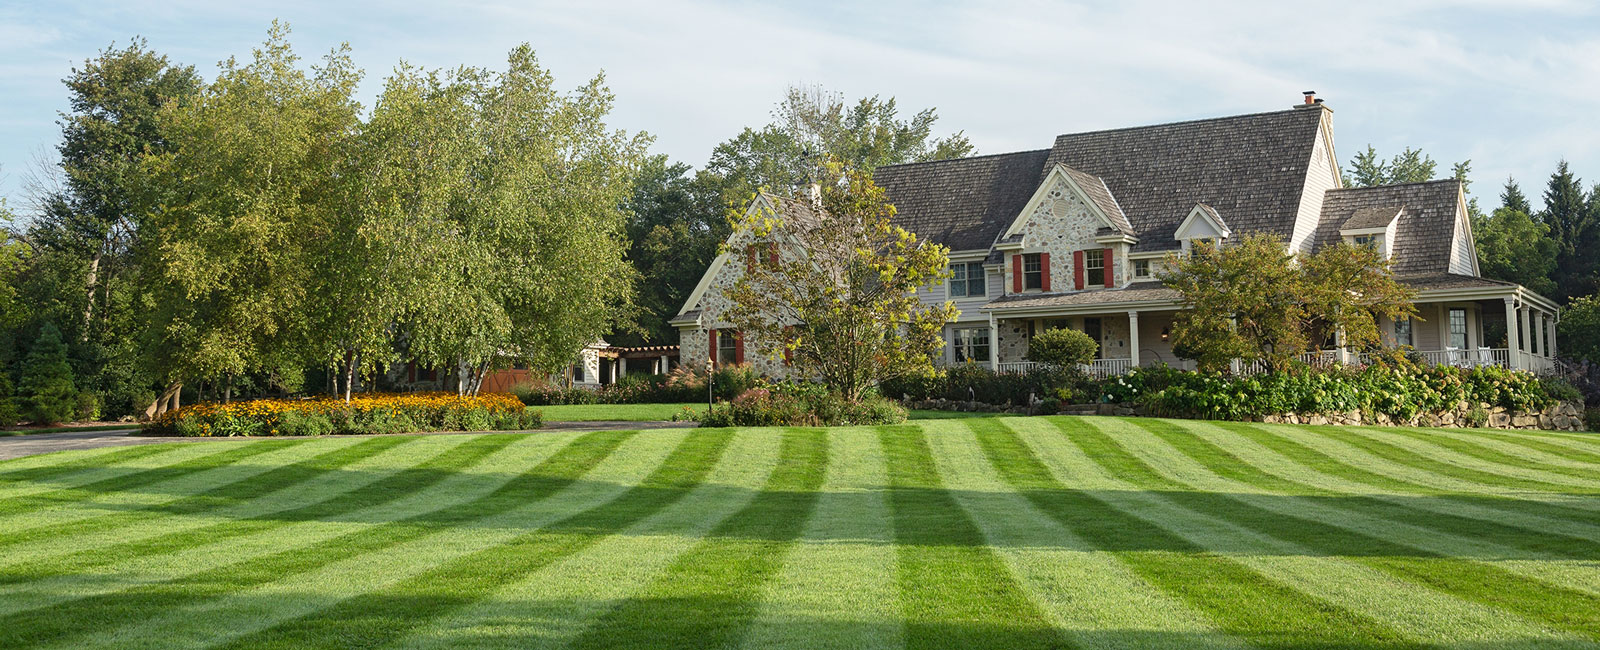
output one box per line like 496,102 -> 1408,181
952,328 -> 990,363
1022,253 -> 1043,291
1353,234 -> 1379,249
1132,259 -> 1151,279
1394,317 -> 1412,348
1085,249 -> 1105,286
717,331 -> 739,366
1448,309 -> 1467,349
948,262 -> 986,298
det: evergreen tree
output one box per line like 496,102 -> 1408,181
1540,161 -> 1599,301
1475,206 -> 1557,297
1500,177 -> 1531,215
18,323 -> 78,425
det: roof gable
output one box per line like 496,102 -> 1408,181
1175,203 -> 1230,240
1001,163 -> 1133,242
1340,206 -> 1401,232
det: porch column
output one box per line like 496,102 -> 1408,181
1503,298 -> 1521,370
660,354 -> 670,374
1520,304 -> 1532,366
988,315 -> 1000,371
1550,314 -> 1559,359
1127,311 -> 1141,368
1532,312 -> 1545,358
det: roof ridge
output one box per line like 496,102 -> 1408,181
1328,178 -> 1462,192
1051,106 -> 1321,141
875,148 -> 1050,172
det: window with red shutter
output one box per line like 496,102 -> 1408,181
733,331 -> 745,364
1011,254 -> 1023,293
1040,252 -> 1052,292
1102,248 -> 1114,287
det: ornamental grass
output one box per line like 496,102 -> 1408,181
145,392 -> 540,437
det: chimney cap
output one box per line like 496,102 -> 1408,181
1302,90 -> 1316,95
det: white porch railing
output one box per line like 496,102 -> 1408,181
989,348 -> 1560,377
995,359 -> 1134,378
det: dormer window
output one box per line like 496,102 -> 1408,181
1133,259 -> 1151,279
1022,253 -> 1043,290
1084,249 -> 1105,287
1353,234 -> 1379,250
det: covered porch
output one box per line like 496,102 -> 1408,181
971,278 -> 1561,377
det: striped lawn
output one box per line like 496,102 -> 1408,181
0,418 -> 1597,649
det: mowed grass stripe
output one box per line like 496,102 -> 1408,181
0,438 -> 372,551
0,441 -> 247,506
1207,421 -> 1600,529
389,431 -> 778,650
878,425 -> 1071,650
1105,418 -> 1600,641
213,429 -> 737,650
1293,424 -> 1594,494
1127,419 -> 1600,560
0,436 -> 412,576
0,439 -> 305,519
0,443 -> 203,493
0,434 -> 521,647
1410,427 -> 1600,469
564,428 -> 828,650
926,419 -> 1245,650
735,427 -> 901,650
1362,426 -> 1600,485
987,418 -> 1426,649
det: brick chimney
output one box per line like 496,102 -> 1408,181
1294,90 -> 1325,109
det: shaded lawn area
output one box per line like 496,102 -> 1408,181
3,417 -> 1598,649
0,423 -> 139,437
530,403 -> 704,422
907,409 -> 1005,420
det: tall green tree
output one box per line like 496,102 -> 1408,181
138,22 -> 362,412
1540,161 -> 1599,301
1344,145 -> 1440,187
614,155 -> 727,345
399,46 -> 647,394
1500,177 -> 1532,215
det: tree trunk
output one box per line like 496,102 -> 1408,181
224,374 -> 233,404
343,351 -> 356,403
146,381 -> 183,419
82,250 -> 102,339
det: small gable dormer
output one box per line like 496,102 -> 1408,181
997,163 -> 1137,293
1339,205 -> 1401,259
1175,203 -> 1230,253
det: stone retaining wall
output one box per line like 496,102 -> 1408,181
902,398 -> 1590,432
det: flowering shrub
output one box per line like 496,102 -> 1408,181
512,365 -> 759,405
146,392 -> 540,437
698,383 -> 906,427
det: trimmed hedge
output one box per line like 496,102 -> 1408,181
146,392 -> 540,437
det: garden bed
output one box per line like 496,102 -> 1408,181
144,392 -> 540,437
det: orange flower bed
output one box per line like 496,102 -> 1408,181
146,392 -> 539,437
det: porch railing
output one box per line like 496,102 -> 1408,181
990,347 -> 1555,378
995,359 -> 1133,378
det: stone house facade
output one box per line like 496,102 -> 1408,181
673,96 -> 1563,377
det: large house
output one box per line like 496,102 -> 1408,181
671,95 -> 1562,377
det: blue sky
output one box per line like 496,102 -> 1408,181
3,0 -> 1599,211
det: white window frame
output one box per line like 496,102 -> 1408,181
1448,309 -> 1467,350
1084,249 -> 1105,287
717,332 -> 739,366
947,261 -> 986,298
1022,253 -> 1043,291
1132,259 -> 1151,279
1394,317 -> 1412,348
952,327 -> 990,363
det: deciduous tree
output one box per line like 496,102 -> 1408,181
721,163 -> 958,400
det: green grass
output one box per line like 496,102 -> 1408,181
906,409 -> 1005,420
529,402 -> 703,421
2,418 -> 1598,648
0,423 -> 138,437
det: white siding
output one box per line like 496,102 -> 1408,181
1289,111 -> 1340,254
1448,211 -> 1476,275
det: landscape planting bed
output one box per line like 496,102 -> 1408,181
1,417 -> 1597,648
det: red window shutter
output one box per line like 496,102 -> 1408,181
767,242 -> 779,267
734,331 -> 745,364
745,246 -> 757,272
782,326 -> 794,366
1073,250 -> 1086,290
1040,252 -> 1052,292
709,329 -> 718,368
1102,248 -> 1114,287
1012,254 -> 1023,293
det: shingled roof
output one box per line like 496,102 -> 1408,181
1043,107 -> 1326,253
1315,180 -> 1466,275
1341,205 -> 1402,230
873,149 -> 1051,251
1058,163 -> 1135,235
